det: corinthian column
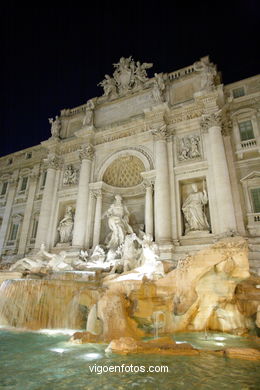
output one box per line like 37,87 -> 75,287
35,154 -> 62,249
153,124 -> 172,243
72,144 -> 94,247
202,111 -> 236,233
144,180 -> 154,236
18,167 -> 40,256
0,171 -> 19,254
92,190 -> 103,248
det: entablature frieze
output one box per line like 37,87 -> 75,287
174,160 -> 208,176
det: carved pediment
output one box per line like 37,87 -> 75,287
240,171 -> 260,183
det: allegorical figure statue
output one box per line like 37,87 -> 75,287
103,195 -> 133,250
194,57 -> 216,91
182,183 -> 209,234
83,99 -> 95,126
48,116 -> 61,139
57,206 -> 74,243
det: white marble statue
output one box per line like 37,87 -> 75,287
130,233 -> 165,278
83,99 -> 95,126
57,206 -> 74,243
110,233 -> 139,274
194,57 -> 216,91
63,165 -> 78,185
90,245 -> 106,263
103,195 -> 133,250
98,74 -> 117,98
48,116 -> 61,139
182,183 -> 209,234
98,57 -> 153,99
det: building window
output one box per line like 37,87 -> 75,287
20,176 -> 28,192
238,120 -> 254,141
251,188 -> 260,213
41,171 -> 47,188
31,219 -> 38,239
9,223 -> 19,241
1,181 -> 8,196
25,152 -> 32,159
233,87 -> 245,99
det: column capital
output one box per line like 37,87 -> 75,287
93,189 -> 102,199
79,144 -> 95,161
152,124 -> 170,141
142,179 -> 154,191
201,110 -> 222,132
44,153 -> 63,170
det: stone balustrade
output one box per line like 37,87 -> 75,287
168,65 -> 195,80
241,139 -> 257,149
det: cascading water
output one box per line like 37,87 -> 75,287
0,276 -> 100,330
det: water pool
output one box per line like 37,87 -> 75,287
0,329 -> 260,390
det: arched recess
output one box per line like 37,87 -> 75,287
96,146 -> 154,183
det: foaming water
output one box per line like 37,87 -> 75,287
0,329 -> 260,390
0,278 -> 99,330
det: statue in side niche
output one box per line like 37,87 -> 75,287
57,206 -> 74,243
182,183 -> 209,234
103,195 -> 133,250
48,116 -> 61,139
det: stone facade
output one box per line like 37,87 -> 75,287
0,56 -> 260,273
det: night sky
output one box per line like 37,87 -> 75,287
1,1 -> 259,157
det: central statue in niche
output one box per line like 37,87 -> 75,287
182,183 -> 209,234
103,195 -> 133,250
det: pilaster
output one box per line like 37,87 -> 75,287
72,144 -> 94,247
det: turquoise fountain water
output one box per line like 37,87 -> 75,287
0,328 -> 260,390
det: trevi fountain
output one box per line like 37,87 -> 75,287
0,57 -> 260,389
0,194 -> 260,389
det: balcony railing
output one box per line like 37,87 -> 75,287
240,138 -> 257,149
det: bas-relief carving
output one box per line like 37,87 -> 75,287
182,183 -> 209,235
57,206 -> 74,244
63,165 -> 78,185
177,134 -> 201,161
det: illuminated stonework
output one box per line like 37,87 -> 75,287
103,156 -> 145,187
0,56 -> 259,274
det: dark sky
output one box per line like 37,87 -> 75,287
1,1 -> 259,157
